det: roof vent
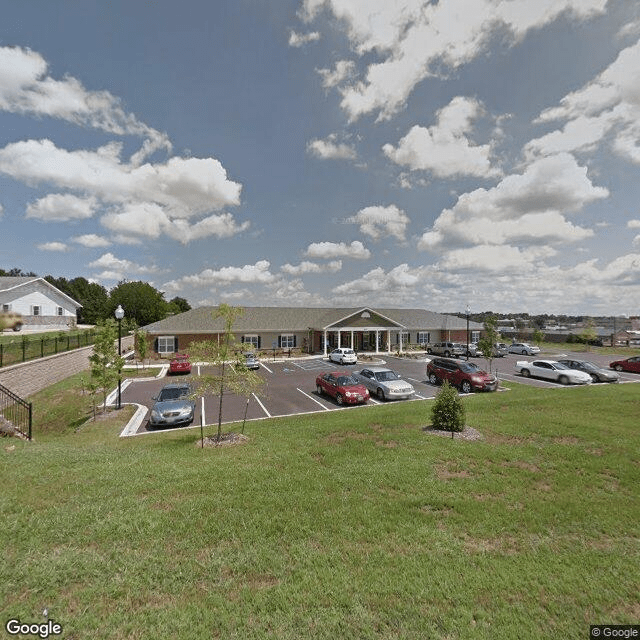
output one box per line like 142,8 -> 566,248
361,311 -> 370,318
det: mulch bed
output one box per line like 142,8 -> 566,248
196,432 -> 249,448
422,425 -> 484,441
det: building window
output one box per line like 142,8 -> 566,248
32,305 -> 41,316
57,306 -> 64,316
397,331 -> 410,344
279,334 -> 295,348
157,336 -> 176,355
417,332 -> 430,344
243,335 -> 259,348
2,304 -> 10,312
471,331 -> 480,343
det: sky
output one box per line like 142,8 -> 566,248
1,0 -> 640,316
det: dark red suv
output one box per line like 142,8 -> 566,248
427,357 -> 498,393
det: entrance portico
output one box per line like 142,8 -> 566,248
321,308 -> 407,355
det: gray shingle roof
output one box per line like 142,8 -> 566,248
142,306 -> 482,334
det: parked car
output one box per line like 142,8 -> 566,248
427,357 -> 498,393
508,342 -> 541,356
609,356 -> 640,373
315,372 -> 370,405
514,360 -> 592,385
493,343 -> 508,357
328,347 -> 357,365
463,343 -> 483,357
149,382 -> 195,428
0,311 -> 23,331
242,352 -> 260,370
352,367 -> 415,401
169,354 -> 191,374
557,359 -> 619,383
426,342 -> 465,357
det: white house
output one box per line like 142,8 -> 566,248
0,277 -> 82,331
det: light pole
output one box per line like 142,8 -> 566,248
115,305 -> 124,409
466,304 -> 470,360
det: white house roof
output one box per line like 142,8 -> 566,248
0,277 -> 82,309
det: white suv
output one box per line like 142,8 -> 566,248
426,342 -> 465,357
328,348 -> 357,365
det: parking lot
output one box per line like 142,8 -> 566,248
120,349 -> 640,435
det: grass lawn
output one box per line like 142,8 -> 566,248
2,375 -> 639,639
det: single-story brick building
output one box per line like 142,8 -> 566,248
141,306 -> 483,357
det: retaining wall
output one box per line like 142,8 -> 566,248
0,335 -> 134,399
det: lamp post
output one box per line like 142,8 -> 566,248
115,305 -> 124,409
466,304 -> 470,360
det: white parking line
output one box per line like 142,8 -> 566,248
297,387 -> 331,410
259,361 -> 273,374
252,393 -> 271,417
201,396 -> 206,425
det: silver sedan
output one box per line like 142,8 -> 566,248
352,367 -> 415,401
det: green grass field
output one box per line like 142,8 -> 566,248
2,374 -> 639,639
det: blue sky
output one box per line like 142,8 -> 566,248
1,0 -> 640,315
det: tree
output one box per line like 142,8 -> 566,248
478,315 -> 500,373
532,328 -> 545,348
431,380 -> 465,435
108,281 -> 168,327
46,276 -> 109,324
134,328 -> 149,368
579,319 -> 598,351
168,297 -> 191,314
88,320 -> 124,414
188,305 -> 264,443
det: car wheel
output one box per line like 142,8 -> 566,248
521,349 -> 527,355
316,384 -> 323,395
427,348 -> 432,354
558,375 -> 569,385
428,373 -> 438,385
376,387 -> 386,401
340,358 -> 345,365
461,380 -> 472,394
444,350 -> 451,357
521,368 -> 530,378
615,365 -> 623,372
590,374 -> 599,383
336,393 -> 344,405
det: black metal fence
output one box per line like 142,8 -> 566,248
0,381 -> 32,440
0,330 -> 96,368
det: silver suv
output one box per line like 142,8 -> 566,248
426,341 -> 465,357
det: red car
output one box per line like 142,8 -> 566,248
316,372 -> 370,405
609,356 -> 640,373
169,354 -> 191,375
427,357 -> 498,393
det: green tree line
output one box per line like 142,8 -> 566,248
1,267 -> 190,327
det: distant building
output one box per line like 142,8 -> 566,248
0,277 -> 82,331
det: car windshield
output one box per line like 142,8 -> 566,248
374,370 -> 400,381
459,362 -> 480,373
553,363 -> 571,370
159,387 -> 190,401
336,376 -> 359,386
576,362 -> 598,372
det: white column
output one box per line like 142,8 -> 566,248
375,330 -> 379,353
399,330 -> 403,353
337,330 -> 341,348
323,330 -> 327,356
350,330 -> 354,348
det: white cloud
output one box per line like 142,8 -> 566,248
289,30 -> 321,47
163,260 -> 277,292
307,134 -> 356,160
88,252 -> 160,280
0,138 -> 247,243
627,219 -> 640,229
37,241 -> 68,252
0,45 -> 171,161
280,260 -> 342,275
26,193 -> 97,222
527,39 -> 640,163
301,0 -> 607,121
317,60 -> 356,89
304,240 -> 371,259
418,153 -> 607,251
72,233 -> 111,248
346,204 -> 410,241
383,96 -> 500,178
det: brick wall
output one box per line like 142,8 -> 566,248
0,335 -> 134,399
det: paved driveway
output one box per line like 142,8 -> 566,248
120,350 -> 639,435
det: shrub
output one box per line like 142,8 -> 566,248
431,380 -> 465,432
